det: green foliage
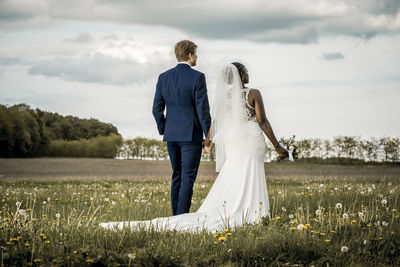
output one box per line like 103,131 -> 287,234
0,104 -> 49,157
44,134 -> 122,158
0,103 -> 121,158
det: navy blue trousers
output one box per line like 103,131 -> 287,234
167,141 -> 202,215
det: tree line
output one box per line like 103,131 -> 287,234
117,136 -> 399,164
0,103 -> 121,158
1,103 -> 398,162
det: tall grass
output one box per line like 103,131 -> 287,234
1,176 -> 399,266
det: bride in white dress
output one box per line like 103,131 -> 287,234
99,62 -> 289,233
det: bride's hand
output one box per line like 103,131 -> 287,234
275,146 -> 289,158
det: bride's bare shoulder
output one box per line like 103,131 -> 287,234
248,88 -> 262,99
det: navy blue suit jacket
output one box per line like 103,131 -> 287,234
152,63 -> 211,142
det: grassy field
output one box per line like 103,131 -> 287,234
0,158 -> 399,266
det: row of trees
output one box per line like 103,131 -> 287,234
0,103 -> 121,158
117,136 -> 400,163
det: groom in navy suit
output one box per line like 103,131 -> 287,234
152,40 -> 212,215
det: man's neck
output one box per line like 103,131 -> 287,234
178,61 -> 191,66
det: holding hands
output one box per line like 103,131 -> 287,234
203,139 -> 213,154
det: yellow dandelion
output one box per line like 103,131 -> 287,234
391,209 -> 397,212
351,220 -> 357,223
226,233 -> 232,236
275,216 -> 281,220
289,227 -> 297,230
313,218 -> 318,222
73,250 -> 78,254
33,259 -> 41,263
45,240 -> 50,244
224,229 -> 229,232
6,242 -> 11,245
320,233 -> 326,236
25,242 -> 29,247
213,234 -> 218,238
324,239 -> 330,243
330,230 -> 336,233
305,224 -> 311,227
366,224 -> 372,227
217,231 -> 222,235
378,237 -> 383,240
218,236 -> 227,242
0,225 -> 3,229
391,232 -> 395,234
214,241 -> 218,245
86,259 -> 94,263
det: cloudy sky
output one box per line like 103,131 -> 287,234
1,0 -> 399,141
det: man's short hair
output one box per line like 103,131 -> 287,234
174,40 -> 197,61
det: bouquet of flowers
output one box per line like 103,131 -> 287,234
277,135 -> 298,163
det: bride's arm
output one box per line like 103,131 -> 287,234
252,89 -> 288,158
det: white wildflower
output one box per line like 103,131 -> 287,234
15,201 -> 21,206
111,201 -> 116,205
288,214 -> 294,219
334,187 -> 339,191
341,246 -> 349,252
335,203 -> 343,209
363,240 -> 367,245
297,224 -> 305,230
342,213 -> 349,219
358,212 -> 364,218
18,209 -> 26,216
281,207 -> 286,212
315,209 -> 321,215
55,213 -> 61,219
42,200 -> 47,205
306,186 -> 310,190
382,221 -> 388,227
381,199 -> 387,205
90,197 -> 94,201
367,187 -> 372,192
319,184 -> 324,188
104,198 -> 109,202
278,191 -> 282,195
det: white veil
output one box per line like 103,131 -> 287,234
211,63 -> 249,172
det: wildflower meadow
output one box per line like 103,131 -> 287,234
0,158 -> 399,266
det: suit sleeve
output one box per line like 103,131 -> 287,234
152,75 -> 166,135
194,73 -> 212,138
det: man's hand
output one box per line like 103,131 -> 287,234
275,146 -> 289,159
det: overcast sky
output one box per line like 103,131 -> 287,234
1,0 -> 399,141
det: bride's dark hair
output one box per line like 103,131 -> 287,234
231,62 -> 246,81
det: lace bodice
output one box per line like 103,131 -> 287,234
243,88 -> 257,122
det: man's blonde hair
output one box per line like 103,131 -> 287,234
174,40 -> 197,61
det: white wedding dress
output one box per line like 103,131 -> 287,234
99,64 -> 271,233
